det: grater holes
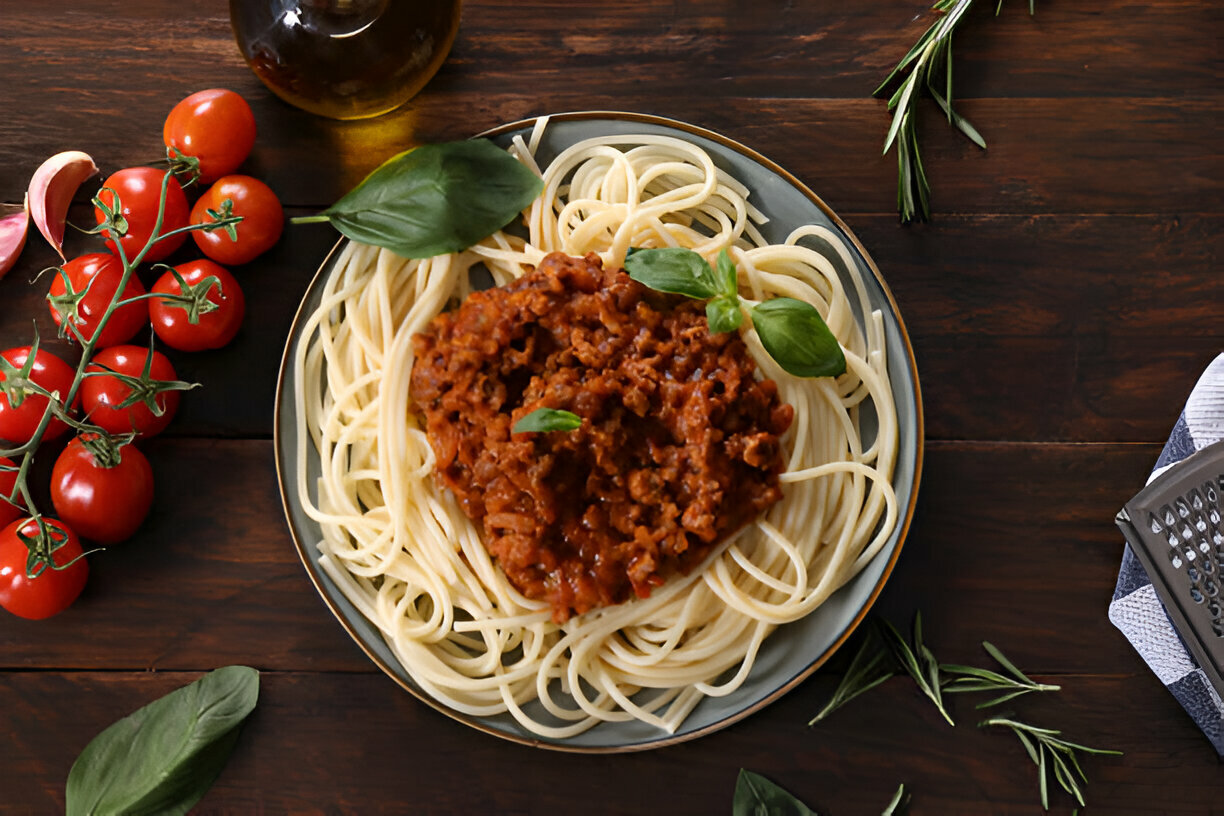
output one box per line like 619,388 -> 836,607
1203,550 -> 1216,570
1210,600 -> 1222,618
1191,586 -> 1205,603
1177,498 -> 1191,518
1183,546 -> 1197,562
1212,508 -> 1222,526
1163,504 -> 1177,526
1150,513 -> 1164,534
1214,619 -> 1224,639
1206,579 -> 1220,598
1196,515 -> 1209,533
1208,480 -> 1220,505
1188,566 -> 1201,583
1201,538 -> 1213,555
1191,488 -> 1205,511
1181,523 -> 1195,541
1170,550 -> 1184,569
1169,532 -> 1181,548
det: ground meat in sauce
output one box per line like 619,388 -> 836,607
409,252 -> 794,622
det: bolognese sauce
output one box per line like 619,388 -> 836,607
410,252 -> 794,622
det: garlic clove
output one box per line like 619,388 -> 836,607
28,150 -> 98,260
0,199 -> 30,279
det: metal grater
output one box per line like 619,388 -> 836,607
1116,438 -> 1224,697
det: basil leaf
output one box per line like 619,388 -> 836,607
750,298 -> 847,378
716,248 -> 739,297
66,666 -> 259,816
706,295 -> 743,334
732,769 -> 820,816
513,407 -> 582,434
312,140 -> 543,259
623,247 -> 720,299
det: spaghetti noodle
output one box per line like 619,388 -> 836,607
292,121 -> 900,738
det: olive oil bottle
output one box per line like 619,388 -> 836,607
230,0 -> 461,120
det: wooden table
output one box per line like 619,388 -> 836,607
2,1 -> 1220,813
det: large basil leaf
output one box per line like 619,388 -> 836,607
733,769 -> 821,816
66,665 -> 259,816
623,247 -> 721,299
311,140 -> 543,259
750,297 -> 847,378
716,248 -> 739,297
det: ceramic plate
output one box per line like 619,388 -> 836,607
274,111 -> 923,752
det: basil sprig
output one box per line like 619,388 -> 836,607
513,407 -> 582,434
292,140 -> 543,259
66,666 -> 259,816
733,770 -> 908,816
623,247 -> 846,378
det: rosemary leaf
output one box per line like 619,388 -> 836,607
881,783 -> 908,816
981,716 -> 1122,810
878,615 -> 954,726
809,627 -> 895,725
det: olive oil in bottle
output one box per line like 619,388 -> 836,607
230,0 -> 461,120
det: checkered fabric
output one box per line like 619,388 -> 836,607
1109,353 -> 1224,755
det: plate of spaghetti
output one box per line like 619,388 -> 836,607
274,111 -> 923,751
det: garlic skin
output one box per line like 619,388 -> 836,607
0,199 -> 29,279
27,150 -> 98,260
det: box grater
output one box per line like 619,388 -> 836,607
1116,438 -> 1224,697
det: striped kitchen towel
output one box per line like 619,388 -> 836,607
1109,352 -> 1224,755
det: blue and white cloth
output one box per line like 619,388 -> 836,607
1109,353 -> 1224,756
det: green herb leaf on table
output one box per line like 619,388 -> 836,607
623,246 -> 721,299
732,769 -> 819,816
941,641 -> 1061,709
513,407 -> 582,434
750,298 -> 847,379
875,0 -> 1035,222
808,625 -> 895,725
877,614 -> 954,726
66,665 -> 259,816
880,783 -> 909,816
980,716 -> 1122,810
293,140 -> 543,259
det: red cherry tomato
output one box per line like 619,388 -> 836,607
149,260 -> 246,352
51,436 -> 154,544
81,345 -> 183,438
190,175 -> 283,265
0,346 -> 79,444
163,89 -> 257,185
47,253 -> 148,348
0,457 -> 22,529
0,517 -> 88,620
94,167 -> 190,263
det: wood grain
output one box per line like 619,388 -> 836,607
0,0 -> 1220,812
0,669 -> 1215,815
0,440 -> 1170,680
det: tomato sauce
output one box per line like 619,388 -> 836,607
410,252 -> 793,622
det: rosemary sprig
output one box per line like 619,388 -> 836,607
808,625 -> 894,725
875,0 -> 1034,222
981,716 -> 1123,809
942,641 -> 1061,709
878,613 -> 955,726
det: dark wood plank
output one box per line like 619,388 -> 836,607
1,669 -> 1215,815
3,214 -> 1216,443
0,440 -> 1177,681
1,4 -> 1221,214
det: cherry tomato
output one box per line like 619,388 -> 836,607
163,89 -> 257,185
47,253 -> 148,348
51,436 -> 154,544
0,517 -> 88,620
94,167 -> 190,263
82,345 -> 182,438
0,346 -> 78,444
149,260 -> 245,352
190,175 -> 283,265
0,457 -> 22,529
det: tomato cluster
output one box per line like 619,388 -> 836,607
0,89 -> 280,620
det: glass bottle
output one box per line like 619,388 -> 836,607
230,0 -> 462,120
